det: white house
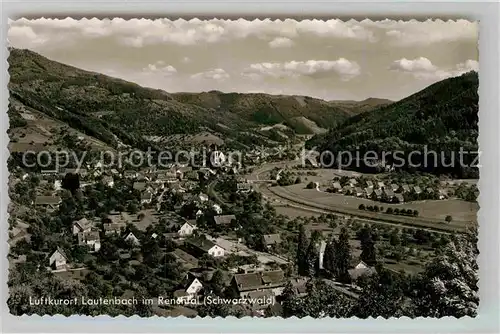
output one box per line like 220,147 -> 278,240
72,218 -> 93,235
49,248 -> 68,271
208,244 -> 225,257
77,231 -> 101,252
54,180 -> 62,191
185,278 -> 204,296
187,238 -> 225,257
178,221 -> 197,236
124,232 -> 140,246
355,261 -> 368,270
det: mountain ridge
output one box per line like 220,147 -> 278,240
8,48 -> 390,150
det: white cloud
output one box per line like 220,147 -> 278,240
244,59 -> 361,81
143,61 -> 177,75
191,68 -> 230,81
269,37 -> 294,48
389,57 -> 437,73
377,19 -> 477,46
389,57 -> 478,80
8,18 -> 378,49
8,25 -> 47,46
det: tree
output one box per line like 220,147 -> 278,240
61,173 -> 80,194
386,207 -> 393,214
210,270 -> 225,295
389,230 -> 401,246
296,224 -> 308,276
445,215 -> 453,223
306,182 -> 315,189
334,227 -> 352,283
305,231 -> 321,277
411,228 -> 478,317
353,267 -> 411,318
358,204 -> 365,210
360,235 -> 377,266
322,238 -> 336,278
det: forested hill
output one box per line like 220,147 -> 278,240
308,71 -> 479,178
8,48 -> 389,150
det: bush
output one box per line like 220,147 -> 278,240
445,215 -> 453,223
306,182 -> 315,189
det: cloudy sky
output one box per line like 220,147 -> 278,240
8,18 -> 478,101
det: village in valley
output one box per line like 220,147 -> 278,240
6,18 -> 479,318
8,134 -> 479,317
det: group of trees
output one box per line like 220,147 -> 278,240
322,228 -> 352,283
358,204 -> 420,217
277,227 -> 478,318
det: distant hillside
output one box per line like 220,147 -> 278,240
171,91 -> 356,134
8,48 -> 368,151
328,97 -> 393,115
308,72 -> 479,177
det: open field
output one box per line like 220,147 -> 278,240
285,183 -> 478,223
265,185 -> 474,233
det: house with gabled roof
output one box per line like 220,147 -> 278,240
384,188 -> 395,199
377,181 -> 385,188
413,186 -> 422,194
365,187 -> 373,197
395,194 -> 405,203
348,261 -> 376,281
124,232 -> 140,246
262,234 -> 282,248
77,231 -> 101,252
178,221 -> 197,236
103,222 -> 126,235
230,269 -> 286,298
349,178 -> 358,186
185,278 -> 204,296
332,181 -> 342,192
402,184 -> 411,193
354,187 -> 364,197
374,189 -> 383,199
49,247 -> 68,271
214,214 -> 236,226
391,184 -> 399,192
185,237 -> 225,258
366,180 -> 374,188
34,195 -> 61,210
72,218 -> 93,235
